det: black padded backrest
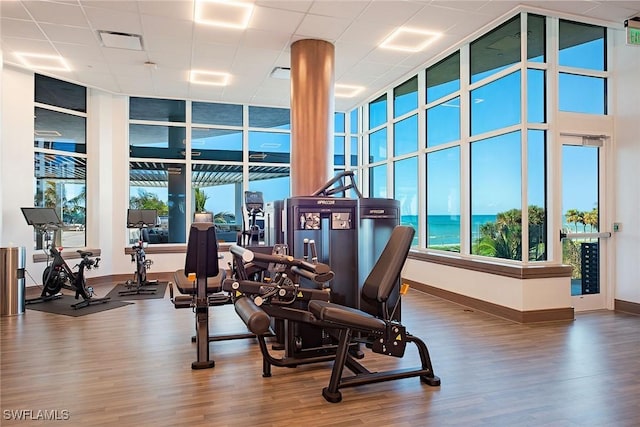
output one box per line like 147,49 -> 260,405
184,222 -> 219,278
361,225 -> 414,307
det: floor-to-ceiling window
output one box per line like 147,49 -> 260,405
357,11 -> 606,266
33,74 -> 87,249
426,52 -> 461,251
128,100 -> 295,244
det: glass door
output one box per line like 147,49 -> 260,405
560,138 -> 610,311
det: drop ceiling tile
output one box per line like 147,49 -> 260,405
3,37 -> 57,57
241,28 -> 292,51
54,41 -> 105,62
79,1 -> 139,14
137,0 -> 195,21
82,5 -> 144,34
1,18 -> 47,40
249,5 -> 306,33
357,1 -> 426,25
337,19 -> 397,45
255,1 -> 313,14
23,1 -> 89,27
40,23 -> 97,45
296,14 -> 352,41
141,13 -> 194,40
193,25 -> 245,45
1,1 -> 32,20
308,1 -> 371,19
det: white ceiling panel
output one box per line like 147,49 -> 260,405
82,6 -> 144,34
79,1 -> 140,14
0,1 -> 32,20
249,5 -> 306,33
356,1 -> 426,25
308,1 -> 371,20
3,37 -> 58,56
54,41 -> 105,62
140,14 -> 194,40
240,28 -> 291,51
22,1 -> 89,27
255,1 -> 312,14
137,0 -> 195,21
1,18 -> 47,40
295,14 -> 351,41
40,23 -> 97,45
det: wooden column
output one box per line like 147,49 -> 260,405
290,39 -> 335,196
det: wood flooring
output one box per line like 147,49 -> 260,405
1,284 -> 639,427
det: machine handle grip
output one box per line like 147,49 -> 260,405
290,266 -> 334,284
229,244 -> 254,262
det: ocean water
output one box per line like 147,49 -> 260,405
400,214 -> 497,246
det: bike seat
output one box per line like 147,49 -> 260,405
77,250 -> 93,257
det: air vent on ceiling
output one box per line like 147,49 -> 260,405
270,67 -> 291,79
98,31 -> 144,51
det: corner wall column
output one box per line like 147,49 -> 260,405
290,39 -> 335,196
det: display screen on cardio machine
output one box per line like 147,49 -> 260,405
245,191 -> 264,211
297,211 -> 352,230
21,207 -> 63,228
127,209 -> 158,228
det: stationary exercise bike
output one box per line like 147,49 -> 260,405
21,207 -> 110,309
119,209 -> 158,296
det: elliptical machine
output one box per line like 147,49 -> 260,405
21,207 -> 110,309
119,209 -> 158,296
241,191 -> 264,246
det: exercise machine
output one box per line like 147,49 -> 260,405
170,221 -> 255,369
241,191 -> 264,246
119,209 -> 157,296
228,226 -> 440,402
21,207 -> 110,309
225,242 -> 337,369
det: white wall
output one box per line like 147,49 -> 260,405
1,67 -> 40,281
612,29 -> 640,304
403,259 -> 572,311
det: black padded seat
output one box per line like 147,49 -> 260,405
308,300 -> 386,332
174,268 -> 226,295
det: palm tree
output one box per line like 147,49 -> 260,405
564,209 -> 582,232
583,208 -> 598,232
194,187 -> 209,213
130,189 -> 168,216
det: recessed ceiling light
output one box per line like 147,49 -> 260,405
98,31 -> 143,50
270,67 -> 291,79
190,70 -> 231,86
380,27 -> 442,52
195,0 -> 254,29
15,52 -> 71,72
335,84 -> 365,98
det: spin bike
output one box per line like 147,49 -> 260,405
119,209 -> 158,296
41,245 -> 108,309
21,207 -> 110,309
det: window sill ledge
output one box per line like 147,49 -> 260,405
408,249 -> 572,279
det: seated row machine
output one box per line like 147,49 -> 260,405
226,225 -> 441,402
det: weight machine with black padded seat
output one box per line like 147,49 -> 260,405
224,243 -> 340,375
170,221 -> 261,369
228,225 -> 440,403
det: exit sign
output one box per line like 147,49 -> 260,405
626,18 -> 640,46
